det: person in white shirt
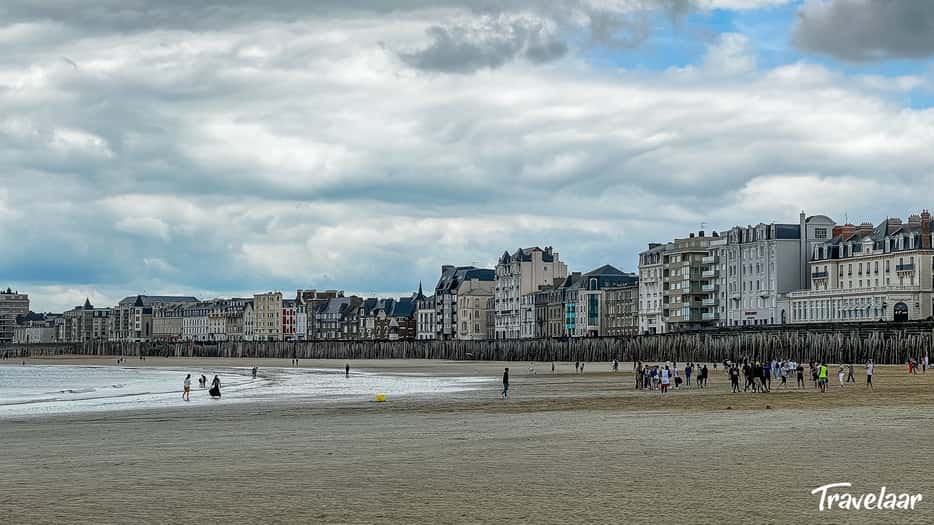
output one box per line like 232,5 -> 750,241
866,360 -> 874,390
660,366 -> 671,393
182,374 -> 191,402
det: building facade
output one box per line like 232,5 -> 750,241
707,215 -> 835,327
434,266 -> 495,340
604,282 -> 640,337
576,265 -> 638,337
253,292 -> 283,341
494,247 -> 567,339
789,212 -> 934,323
0,288 -> 29,343
638,244 -> 666,334
662,232 -> 718,332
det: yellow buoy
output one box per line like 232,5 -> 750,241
375,393 -> 386,402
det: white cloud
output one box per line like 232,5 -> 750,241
3,1 -> 934,312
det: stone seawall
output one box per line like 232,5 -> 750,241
4,322 -> 934,365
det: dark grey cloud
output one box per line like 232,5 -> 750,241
793,0 -> 934,61
400,17 -> 567,73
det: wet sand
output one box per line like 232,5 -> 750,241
2,358 -> 933,524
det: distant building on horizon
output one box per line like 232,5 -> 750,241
0,288 -> 29,344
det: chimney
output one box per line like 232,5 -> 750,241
923,210 -> 932,249
689,233 -> 695,238
698,230 -> 705,238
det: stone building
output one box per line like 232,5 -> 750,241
576,265 -> 638,337
62,299 -> 111,342
434,266 -> 495,340
604,282 -> 640,337
789,211 -> 934,323
494,247 -> 567,339
253,291 -> 283,341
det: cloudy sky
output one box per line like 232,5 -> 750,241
4,0 -> 934,312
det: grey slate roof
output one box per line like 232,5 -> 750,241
118,295 -> 199,306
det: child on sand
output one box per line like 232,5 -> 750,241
838,365 -> 845,387
866,360 -> 874,390
660,366 -> 670,393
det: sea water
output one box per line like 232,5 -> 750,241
0,365 -> 492,418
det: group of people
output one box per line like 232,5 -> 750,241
182,373 -> 221,401
723,358 -> 876,393
634,361 -> 709,392
907,355 -> 929,374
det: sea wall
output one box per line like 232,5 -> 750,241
4,322 -> 934,364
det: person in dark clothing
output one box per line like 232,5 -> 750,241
762,361 -> 772,391
502,368 -> 510,399
251,366 -> 258,379
846,364 -> 855,383
743,363 -> 753,392
700,364 -> 709,388
345,364 -> 350,378
209,375 -> 221,398
729,365 -> 740,393
796,363 -> 805,388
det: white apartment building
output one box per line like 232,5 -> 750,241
494,247 -> 567,340
707,213 -> 835,326
790,212 -> 934,323
182,302 -> 211,341
638,244 -> 666,334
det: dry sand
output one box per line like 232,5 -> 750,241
2,357 -> 933,524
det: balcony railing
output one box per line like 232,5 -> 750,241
701,284 -> 718,292
811,271 -> 828,278
896,264 -> 915,272
702,255 -> 718,264
702,312 -> 719,321
788,285 -> 921,298
702,298 -> 718,306
701,270 -> 717,278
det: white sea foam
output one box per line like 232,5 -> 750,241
0,365 -> 492,418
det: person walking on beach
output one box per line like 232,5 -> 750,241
779,365 -> 788,388
762,360 -> 772,392
251,366 -> 258,379
838,365 -> 845,387
345,363 -> 350,378
502,367 -> 510,399
796,363 -> 805,388
700,364 -> 708,388
552,362 -> 556,375
575,361 -> 580,374
818,362 -> 828,393
528,362 -> 535,376
866,360 -> 874,391
924,354 -> 929,374
183,374 -> 192,402
846,363 -> 855,383
730,365 -> 739,394
209,375 -> 221,398
660,366 -> 670,393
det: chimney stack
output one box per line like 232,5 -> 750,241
923,210 -> 932,249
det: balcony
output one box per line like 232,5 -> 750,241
702,298 -> 718,306
702,312 -> 719,321
701,284 -> 718,292
896,264 -> 914,272
811,271 -> 828,279
701,269 -> 718,278
702,255 -> 718,264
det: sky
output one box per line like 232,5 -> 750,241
4,0 -> 934,312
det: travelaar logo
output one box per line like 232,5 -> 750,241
811,483 -> 922,511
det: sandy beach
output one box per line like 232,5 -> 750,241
2,357 -> 933,524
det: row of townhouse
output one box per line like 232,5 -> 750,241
16,210 -> 934,344
639,209 -> 934,333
